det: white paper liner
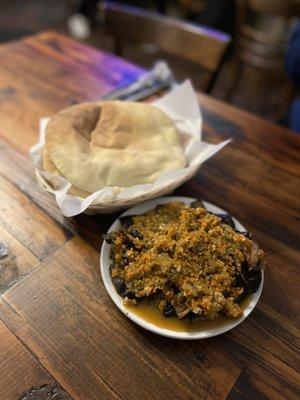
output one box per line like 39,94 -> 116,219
30,80 -> 230,216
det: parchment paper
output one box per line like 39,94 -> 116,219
30,81 -> 230,216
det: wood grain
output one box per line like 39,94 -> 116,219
226,368 -> 294,400
0,319 -> 71,400
0,31 -> 299,400
104,2 -> 230,71
0,137 -> 114,250
0,174 -> 69,260
0,31 -> 143,154
0,225 -> 38,294
200,93 -> 300,176
0,237 -> 241,400
103,2 -> 230,91
19,384 -> 73,400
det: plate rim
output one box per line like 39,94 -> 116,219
100,196 -> 264,340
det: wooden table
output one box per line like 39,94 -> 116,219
0,31 -> 299,400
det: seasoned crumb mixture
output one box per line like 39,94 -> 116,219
107,202 -> 265,321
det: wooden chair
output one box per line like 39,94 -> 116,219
101,1 -> 231,93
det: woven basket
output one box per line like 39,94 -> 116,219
35,163 -> 200,215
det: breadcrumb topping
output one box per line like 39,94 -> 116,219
109,202 -> 264,321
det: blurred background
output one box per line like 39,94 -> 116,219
1,0 -> 300,131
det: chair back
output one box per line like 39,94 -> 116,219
102,1 -> 231,92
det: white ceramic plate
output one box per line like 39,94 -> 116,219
100,196 -> 264,339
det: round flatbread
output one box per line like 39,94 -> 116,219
43,147 -> 91,198
44,101 -> 186,193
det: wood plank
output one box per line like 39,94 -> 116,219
0,174 -> 71,260
0,319 -> 72,400
0,237 -> 241,400
0,138 -> 113,249
255,236 -> 300,322
187,161 -> 300,251
236,303 -> 300,373
0,31 -> 144,155
201,144 -> 299,215
226,368 -> 296,400
200,93 -> 300,176
229,306 -> 299,373
27,30 -> 144,82
0,225 -> 38,294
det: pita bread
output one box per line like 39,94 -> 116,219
43,147 -> 91,197
44,101 -> 186,193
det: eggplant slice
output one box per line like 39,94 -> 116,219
235,241 -> 264,304
102,232 -> 115,244
119,215 -> 133,229
163,303 -> 177,318
190,200 -> 206,209
214,213 -> 235,229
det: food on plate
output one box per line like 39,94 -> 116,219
105,201 -> 265,321
43,101 -> 186,195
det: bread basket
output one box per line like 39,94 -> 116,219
31,81 -> 230,216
